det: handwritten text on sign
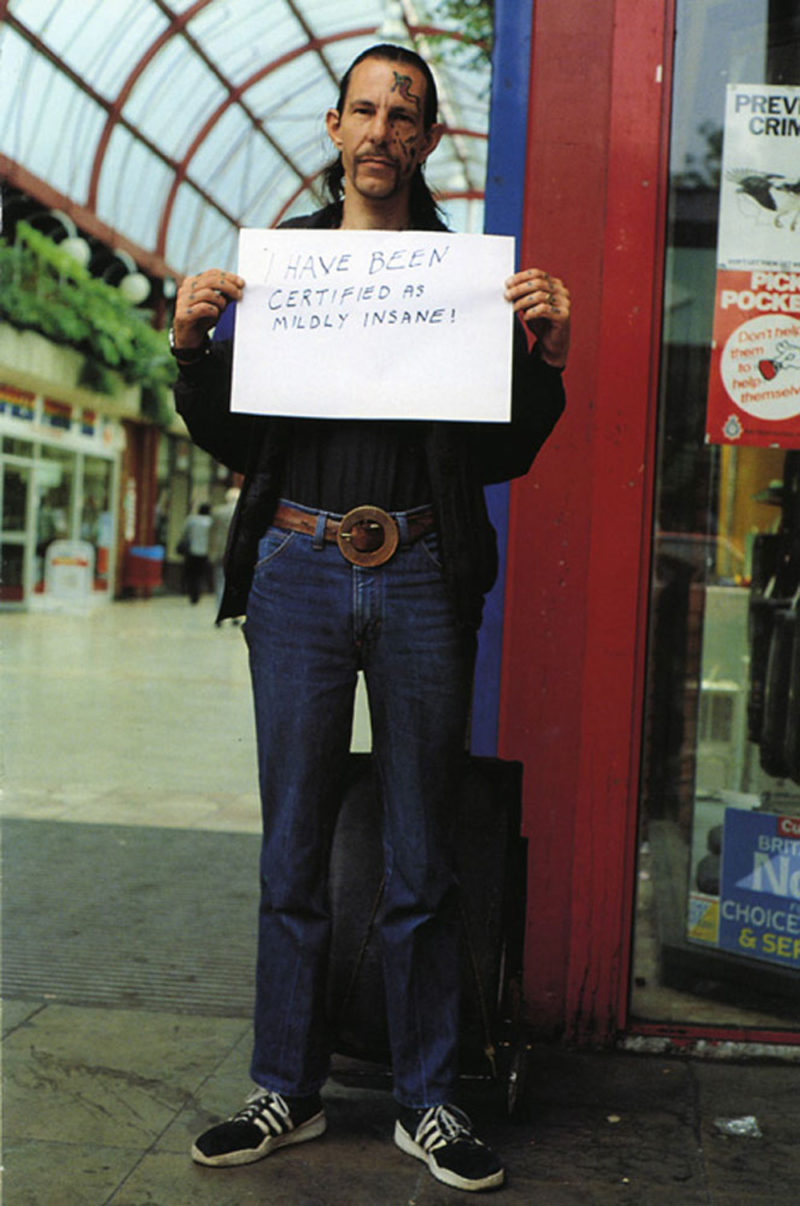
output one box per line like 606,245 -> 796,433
230,229 -> 515,422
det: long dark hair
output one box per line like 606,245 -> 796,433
322,43 -> 446,229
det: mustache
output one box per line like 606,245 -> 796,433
356,148 -> 398,165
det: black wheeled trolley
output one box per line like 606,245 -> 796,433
326,753 -> 532,1117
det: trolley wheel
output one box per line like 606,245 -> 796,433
506,1038 -> 532,1118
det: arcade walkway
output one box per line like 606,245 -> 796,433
2,597 -> 798,1204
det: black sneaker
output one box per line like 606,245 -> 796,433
394,1104 -> 504,1192
191,1089 -> 326,1167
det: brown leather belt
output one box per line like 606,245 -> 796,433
273,502 -> 435,568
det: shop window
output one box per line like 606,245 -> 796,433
0,544 -> 25,601
2,461 -> 29,532
632,0 -> 800,1030
1,459 -> 31,603
2,436 -> 34,457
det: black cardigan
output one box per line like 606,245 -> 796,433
174,205 -> 566,630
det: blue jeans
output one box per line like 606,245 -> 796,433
244,504 -> 476,1108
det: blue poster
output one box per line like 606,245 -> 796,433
719,808 -> 800,970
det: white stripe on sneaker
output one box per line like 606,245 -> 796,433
246,1092 -> 294,1137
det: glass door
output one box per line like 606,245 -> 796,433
34,445 -> 75,592
1,459 -> 33,604
632,0 -> 800,1032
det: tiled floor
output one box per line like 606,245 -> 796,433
2,595 -> 372,833
3,596 -> 259,832
3,596 -> 800,1204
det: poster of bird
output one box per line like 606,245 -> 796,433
706,84 -> 800,447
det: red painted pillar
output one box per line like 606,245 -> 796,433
498,0 -> 674,1042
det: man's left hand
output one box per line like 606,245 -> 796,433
504,269 -> 571,368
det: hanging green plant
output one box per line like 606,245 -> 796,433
78,357 -> 116,396
0,222 -> 177,423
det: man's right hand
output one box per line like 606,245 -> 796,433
173,269 -> 246,349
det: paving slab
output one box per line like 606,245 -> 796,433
108,1147 -> 421,1206
2,1140 -> 139,1206
2,1003 -> 249,1150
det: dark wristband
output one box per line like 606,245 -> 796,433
169,327 -> 210,363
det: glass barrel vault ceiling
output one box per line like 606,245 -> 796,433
0,0 -> 491,280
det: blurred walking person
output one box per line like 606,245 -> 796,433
180,502 -> 212,604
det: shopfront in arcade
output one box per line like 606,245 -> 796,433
0,381 -> 122,607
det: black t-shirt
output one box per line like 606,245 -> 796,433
280,417 -> 431,513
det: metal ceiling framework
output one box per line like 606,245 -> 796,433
0,0 -> 490,285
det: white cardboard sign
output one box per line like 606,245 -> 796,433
230,228 -> 515,422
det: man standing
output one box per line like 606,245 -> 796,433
179,502 -> 212,605
172,43 -> 570,1193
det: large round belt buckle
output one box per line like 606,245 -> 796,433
337,505 -> 399,567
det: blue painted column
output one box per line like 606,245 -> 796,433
470,0 -> 534,755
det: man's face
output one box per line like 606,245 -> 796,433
326,57 -> 442,203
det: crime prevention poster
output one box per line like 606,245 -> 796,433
707,84 -> 800,447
